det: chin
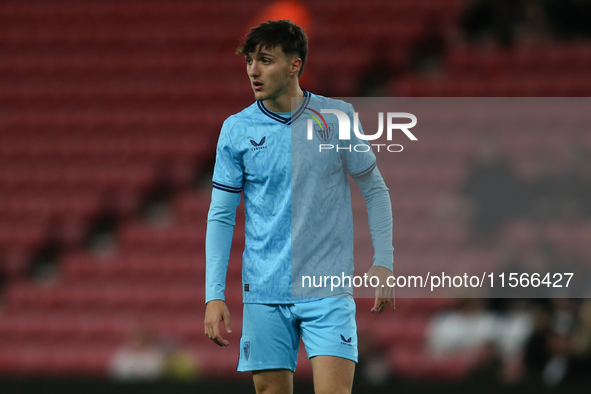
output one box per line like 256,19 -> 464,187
253,91 -> 268,101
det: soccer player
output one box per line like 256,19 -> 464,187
204,20 -> 394,394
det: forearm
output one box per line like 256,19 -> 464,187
354,167 -> 394,271
205,188 -> 241,303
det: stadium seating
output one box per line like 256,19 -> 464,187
1,0 -> 590,383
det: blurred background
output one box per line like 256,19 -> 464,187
0,0 -> 590,393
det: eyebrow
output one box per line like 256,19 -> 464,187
250,51 -> 275,58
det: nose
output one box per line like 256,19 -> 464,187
248,61 -> 260,77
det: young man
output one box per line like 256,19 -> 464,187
204,20 -> 394,394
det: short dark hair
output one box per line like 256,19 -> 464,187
237,20 -> 308,77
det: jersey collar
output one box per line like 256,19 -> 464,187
257,89 -> 311,125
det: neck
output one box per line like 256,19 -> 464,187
264,82 -> 304,113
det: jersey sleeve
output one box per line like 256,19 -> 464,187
206,188 -> 241,303
353,166 -> 394,271
212,118 -> 244,193
340,103 -> 377,178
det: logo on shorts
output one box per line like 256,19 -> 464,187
244,341 -> 251,360
340,335 -> 352,346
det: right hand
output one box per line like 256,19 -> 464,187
204,300 -> 232,346
367,265 -> 396,314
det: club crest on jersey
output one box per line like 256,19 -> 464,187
243,341 -> 250,360
313,123 -> 334,143
250,136 -> 267,151
305,108 -> 334,143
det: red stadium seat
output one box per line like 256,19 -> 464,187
1,0 -> 588,382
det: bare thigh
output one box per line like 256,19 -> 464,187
252,369 -> 294,394
310,355 -> 355,394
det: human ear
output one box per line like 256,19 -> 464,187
290,58 -> 302,76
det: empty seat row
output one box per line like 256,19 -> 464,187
0,192 -> 102,220
0,108 -> 232,128
393,75 -> 591,97
118,221 -> 215,251
0,77 -> 246,97
0,312 -> 225,346
0,23 -> 242,45
0,165 -> 157,191
59,251 -> 241,282
388,346 -> 477,381
502,221 -> 591,257
1,0 -> 261,19
446,45 -> 591,77
0,51 -> 241,73
3,282 -> 217,313
0,344 -> 113,376
0,137 -> 218,160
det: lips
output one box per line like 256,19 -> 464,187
253,81 -> 263,91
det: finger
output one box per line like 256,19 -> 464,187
374,297 -> 388,313
205,321 -> 213,338
223,312 -> 232,334
210,320 -> 221,340
371,297 -> 380,313
213,333 -> 230,347
208,321 -> 229,347
387,288 -> 395,310
214,320 -> 230,346
378,299 -> 387,313
379,292 -> 391,313
383,292 -> 393,310
380,287 -> 392,313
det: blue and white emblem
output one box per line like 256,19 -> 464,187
314,123 -> 334,144
243,341 -> 250,360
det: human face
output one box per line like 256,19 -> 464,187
246,45 -> 295,102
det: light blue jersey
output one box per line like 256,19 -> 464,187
208,91 -> 378,304
290,96 -> 377,298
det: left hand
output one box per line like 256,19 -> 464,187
367,266 -> 395,313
